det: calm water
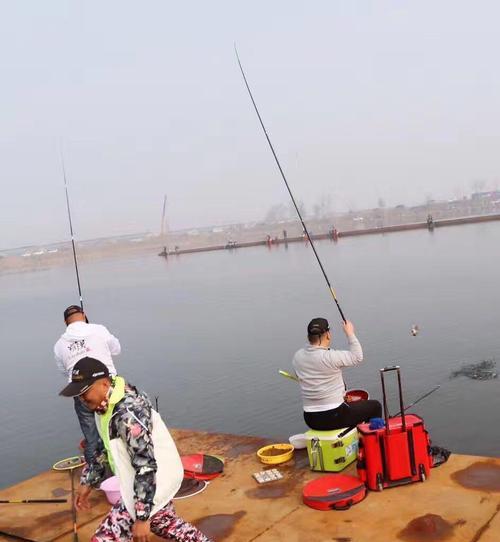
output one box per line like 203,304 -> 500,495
1,223 -> 499,488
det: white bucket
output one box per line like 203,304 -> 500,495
100,475 -> 121,505
289,433 -> 307,449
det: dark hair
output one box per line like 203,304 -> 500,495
308,331 -> 327,344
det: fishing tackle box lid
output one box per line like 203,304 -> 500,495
181,454 -> 224,481
303,474 -> 367,511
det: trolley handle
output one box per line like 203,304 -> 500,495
380,365 -> 400,372
379,365 -> 406,434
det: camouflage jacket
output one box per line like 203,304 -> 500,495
81,382 -> 157,521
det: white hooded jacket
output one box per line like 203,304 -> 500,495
54,321 -> 121,382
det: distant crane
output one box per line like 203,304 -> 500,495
159,195 -> 169,257
160,195 -> 167,237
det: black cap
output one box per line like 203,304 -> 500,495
307,317 -> 330,336
64,305 -> 84,322
59,357 -> 110,397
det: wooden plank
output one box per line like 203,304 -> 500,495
2,431 -> 500,542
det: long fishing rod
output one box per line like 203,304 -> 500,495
279,368 -> 441,414
0,530 -> 40,542
278,369 -> 298,382
395,385 -> 441,416
61,151 -> 84,311
234,46 -> 346,323
0,499 -> 67,504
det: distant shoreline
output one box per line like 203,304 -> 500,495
157,212 -> 500,257
3,211 -> 500,275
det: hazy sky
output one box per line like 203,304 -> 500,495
2,1 -> 500,249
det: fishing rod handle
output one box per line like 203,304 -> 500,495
336,302 -> 347,324
328,287 -> 346,323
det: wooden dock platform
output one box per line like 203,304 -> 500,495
1,429 -> 499,541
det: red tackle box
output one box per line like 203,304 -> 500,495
357,366 -> 432,491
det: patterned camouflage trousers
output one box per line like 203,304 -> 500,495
92,500 -> 212,541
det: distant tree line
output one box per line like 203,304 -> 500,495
264,195 -> 333,223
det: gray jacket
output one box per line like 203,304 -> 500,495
292,334 -> 363,411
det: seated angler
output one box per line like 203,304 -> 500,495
292,318 -> 382,431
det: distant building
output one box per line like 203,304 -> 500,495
471,191 -> 500,200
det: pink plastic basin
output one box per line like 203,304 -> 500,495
100,475 -> 121,505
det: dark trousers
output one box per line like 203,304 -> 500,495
74,397 -> 102,464
304,400 -> 382,431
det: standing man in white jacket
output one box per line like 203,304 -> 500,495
54,305 -> 121,464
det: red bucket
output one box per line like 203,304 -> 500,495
345,389 -> 369,403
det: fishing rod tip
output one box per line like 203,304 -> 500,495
233,42 -> 241,62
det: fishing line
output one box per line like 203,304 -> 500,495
234,45 -> 346,323
61,149 -> 84,311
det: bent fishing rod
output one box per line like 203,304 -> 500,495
235,46 -> 346,323
61,151 -> 84,311
278,368 -> 441,413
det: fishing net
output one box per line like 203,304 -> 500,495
52,456 -> 85,471
430,446 -> 451,468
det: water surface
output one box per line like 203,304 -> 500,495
1,222 -> 499,488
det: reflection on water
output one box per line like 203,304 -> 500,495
1,222 -> 500,488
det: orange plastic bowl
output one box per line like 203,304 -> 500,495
345,389 -> 369,402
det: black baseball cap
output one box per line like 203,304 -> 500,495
64,305 -> 84,321
63,304 -> 89,324
307,317 -> 330,336
59,357 -> 110,397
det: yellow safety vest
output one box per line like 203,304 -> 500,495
98,376 -> 125,474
